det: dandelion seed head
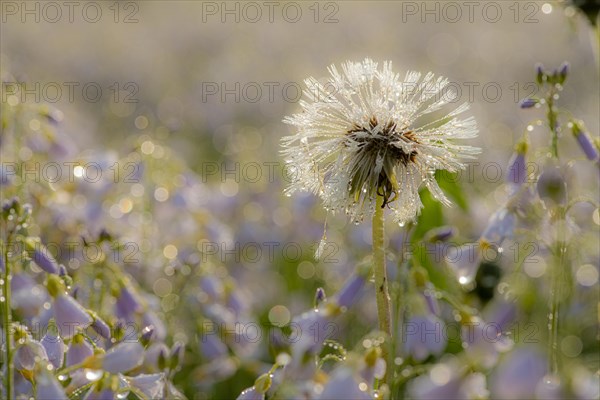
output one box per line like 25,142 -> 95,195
282,58 -> 479,224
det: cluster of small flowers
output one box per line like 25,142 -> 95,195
1,67 -> 189,399
236,263 -> 392,399
2,198 -> 185,399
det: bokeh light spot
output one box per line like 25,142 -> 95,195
297,261 -> 315,279
561,335 -> 583,357
163,244 -> 178,259
576,264 -> 598,287
153,278 -> 173,297
154,187 -> 169,202
268,305 -> 291,327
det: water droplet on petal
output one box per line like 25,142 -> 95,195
84,369 -> 103,381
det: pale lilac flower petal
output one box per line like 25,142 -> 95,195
115,285 -> 142,320
507,152 -> 527,187
200,334 -> 228,359
31,246 -> 60,274
142,310 -> 166,342
53,294 -> 93,339
318,367 -> 371,400
90,316 -> 111,340
333,273 -> 366,309
14,340 -> 48,371
237,387 -> 264,400
126,373 -> 166,399
41,331 -> 64,369
445,243 -> 481,285
480,208 -> 516,245
67,336 -> 94,366
490,346 -> 547,399
36,370 -> 67,400
519,98 -> 537,108
403,315 -> 447,361
102,342 -> 144,373
572,124 -> 599,161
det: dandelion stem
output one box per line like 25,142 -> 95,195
372,195 -> 392,382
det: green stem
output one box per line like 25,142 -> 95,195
547,91 -> 559,159
549,208 -> 566,376
2,237 -> 14,399
372,196 -> 392,382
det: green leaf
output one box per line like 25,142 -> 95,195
435,170 -> 468,211
412,189 -> 444,242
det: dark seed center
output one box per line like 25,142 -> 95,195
346,116 -> 418,207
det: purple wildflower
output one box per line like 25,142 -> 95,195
520,98 -> 537,108
101,341 -> 145,373
424,226 -> 456,242
572,122 -> 599,161
403,315 -> 447,362
36,369 -> 67,400
66,334 -> 94,366
490,346 -> 547,399
126,373 -> 166,399
200,334 -> 228,359
41,327 -> 64,369
507,141 -> 528,189
318,367 -> 371,400
25,238 -> 59,274
409,365 -> 488,400
314,287 -> 327,307
200,276 -> 224,300
332,272 -> 366,309
12,273 -> 48,318
237,372 -> 271,400
142,310 -> 166,341
480,208 -> 516,245
53,293 -> 93,339
90,314 -> 111,340
461,316 -> 509,369
143,343 -> 170,372
444,243 -> 482,285
237,387 -> 265,400
115,285 -> 143,321
14,339 -> 48,371
169,342 -> 185,370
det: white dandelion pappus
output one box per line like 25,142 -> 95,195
281,58 -> 480,224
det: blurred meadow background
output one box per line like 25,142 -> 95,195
1,1 -> 599,399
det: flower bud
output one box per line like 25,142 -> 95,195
314,287 -> 327,308
169,342 -> 185,370
571,121 -> 599,161
535,64 -> 545,85
66,334 -> 93,366
519,98 -> 537,109
25,238 -> 59,275
558,62 -> 569,85
41,323 -> 64,369
90,313 -> 111,340
140,325 -> 155,347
